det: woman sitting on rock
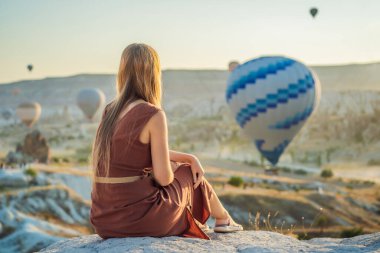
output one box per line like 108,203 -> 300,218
90,43 -> 243,240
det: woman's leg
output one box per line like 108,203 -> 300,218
175,163 -> 240,227
205,178 -> 241,226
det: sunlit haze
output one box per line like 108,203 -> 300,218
1,0 -> 380,83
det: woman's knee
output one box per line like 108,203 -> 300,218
201,176 -> 212,187
200,177 -> 214,197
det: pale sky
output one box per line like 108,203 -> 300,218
1,0 -> 379,83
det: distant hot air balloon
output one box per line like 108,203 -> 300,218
16,102 -> 42,127
27,64 -> 33,72
77,88 -> 105,120
228,61 -> 240,72
1,108 -> 13,120
226,56 -> 321,166
310,7 -> 318,18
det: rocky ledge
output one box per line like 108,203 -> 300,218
40,231 -> 380,253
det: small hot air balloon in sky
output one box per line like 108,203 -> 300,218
226,56 -> 321,166
1,108 -> 13,120
77,88 -> 105,120
310,7 -> 318,18
16,102 -> 42,127
228,61 -> 240,72
27,64 -> 33,72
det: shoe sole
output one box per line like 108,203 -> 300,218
213,226 -> 243,233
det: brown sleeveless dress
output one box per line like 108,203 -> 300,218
90,102 -> 212,240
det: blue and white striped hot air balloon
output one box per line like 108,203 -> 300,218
226,56 -> 321,166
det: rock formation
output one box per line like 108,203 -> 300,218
6,130 -> 50,164
0,180 -> 91,253
40,231 -> 380,253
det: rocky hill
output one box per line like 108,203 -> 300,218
40,231 -> 380,253
1,63 -> 380,119
0,169 -> 92,253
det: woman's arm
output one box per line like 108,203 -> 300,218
169,150 -> 195,164
169,150 -> 205,189
149,110 -> 174,186
168,150 -> 195,174
149,110 -> 204,188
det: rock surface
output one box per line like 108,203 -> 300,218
0,169 -> 30,187
0,182 -> 91,253
40,231 -> 380,253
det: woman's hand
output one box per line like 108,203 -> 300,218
170,160 -> 181,173
190,156 -> 205,189
168,150 -> 205,189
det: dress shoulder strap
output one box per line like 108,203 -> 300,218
133,103 -> 163,130
101,101 -> 162,122
111,102 -> 163,132
120,102 -> 162,147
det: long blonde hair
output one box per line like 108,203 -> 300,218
91,43 -> 162,178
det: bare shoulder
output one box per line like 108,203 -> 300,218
148,108 -> 166,134
150,108 -> 166,124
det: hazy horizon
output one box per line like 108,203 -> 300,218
2,59 -> 380,85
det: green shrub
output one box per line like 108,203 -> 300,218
321,169 -> 333,178
75,145 -> 92,164
279,166 -> 291,173
228,176 -> 244,187
298,233 -> 312,240
294,169 -> 308,175
315,215 -> 329,227
77,157 -> 88,164
48,136 -> 61,144
76,145 -> 92,155
244,160 -> 259,167
24,168 -> 37,178
315,215 -> 329,233
51,157 -> 61,163
62,157 -> 70,163
363,180 -> 375,186
340,227 -> 363,238
367,159 -> 380,166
